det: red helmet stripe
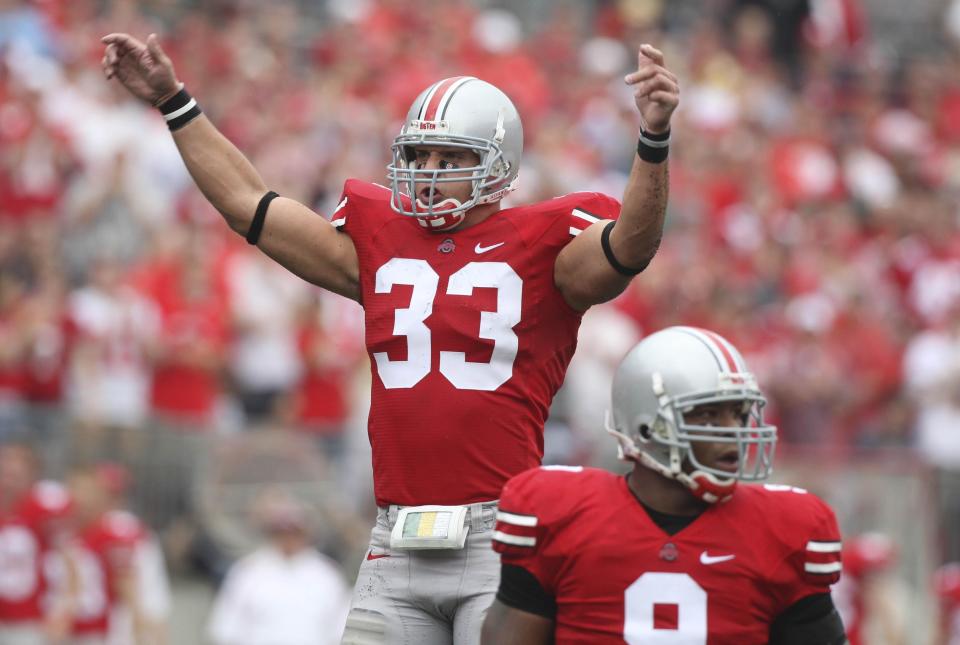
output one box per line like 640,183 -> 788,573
699,329 -> 741,373
422,76 -> 471,121
675,326 -> 734,373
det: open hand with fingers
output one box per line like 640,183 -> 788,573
101,33 -> 180,106
624,44 -> 680,134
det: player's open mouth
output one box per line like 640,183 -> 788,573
714,452 -> 740,472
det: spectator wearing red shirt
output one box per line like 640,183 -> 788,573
20,280 -> 75,477
138,230 -> 228,531
285,293 -> 361,462
0,264 -> 28,441
147,234 -> 228,428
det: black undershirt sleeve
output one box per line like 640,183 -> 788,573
496,564 -> 557,619
769,593 -> 848,645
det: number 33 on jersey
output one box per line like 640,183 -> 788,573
333,180 -> 620,508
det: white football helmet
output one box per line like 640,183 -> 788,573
607,326 -> 777,503
387,76 -> 522,231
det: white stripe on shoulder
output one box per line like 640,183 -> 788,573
541,465 -> 584,472
572,208 -> 600,224
330,196 -> 349,228
569,227 -> 582,237
806,541 -> 842,553
492,531 -> 536,547
496,511 -> 538,527
805,561 -> 842,574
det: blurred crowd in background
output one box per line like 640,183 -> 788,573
1,0 -> 960,642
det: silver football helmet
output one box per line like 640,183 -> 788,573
387,76 -> 523,231
607,326 -> 777,503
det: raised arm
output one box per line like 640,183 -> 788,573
555,44 -> 678,311
101,33 -> 359,302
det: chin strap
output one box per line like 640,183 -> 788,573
414,197 -> 466,231
607,422 -> 737,505
677,470 -> 737,504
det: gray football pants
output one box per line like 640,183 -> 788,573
341,501 -> 500,645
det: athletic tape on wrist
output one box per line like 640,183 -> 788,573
636,128 -> 670,164
157,86 -> 202,131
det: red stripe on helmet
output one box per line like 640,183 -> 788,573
698,328 -> 739,373
423,76 -> 468,121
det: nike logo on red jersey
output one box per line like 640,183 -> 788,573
700,551 -> 736,565
475,242 -> 504,254
366,550 -> 391,561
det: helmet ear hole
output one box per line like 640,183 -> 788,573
638,424 -> 652,440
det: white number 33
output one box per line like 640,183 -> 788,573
373,258 -> 522,391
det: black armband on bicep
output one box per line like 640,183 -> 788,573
769,593 -> 848,645
600,221 -> 648,276
495,564 -> 557,619
245,191 -> 280,245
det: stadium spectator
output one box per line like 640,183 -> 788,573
134,223 -> 228,532
484,326 -> 846,643
66,258 -> 159,468
0,257 -> 29,441
832,532 -> 908,645
223,247 -> 308,425
284,292 -> 362,462
19,272 -> 73,476
206,489 -> 349,645
99,24 -> 677,644
935,562 -> 960,645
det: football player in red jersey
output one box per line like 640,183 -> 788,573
46,465 -> 166,645
935,562 -> 960,645
0,443 -> 74,645
484,326 -> 848,645
100,30 -> 678,644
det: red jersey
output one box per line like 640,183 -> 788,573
149,296 -> 227,422
0,481 -> 72,623
334,180 -> 620,506
63,511 -> 146,635
493,467 -> 843,644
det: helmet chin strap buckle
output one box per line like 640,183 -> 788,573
413,197 -> 467,231
415,196 -> 464,214
637,453 -> 737,505
682,470 -> 737,504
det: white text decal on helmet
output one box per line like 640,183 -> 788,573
409,120 -> 450,133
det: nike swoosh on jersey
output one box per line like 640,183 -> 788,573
700,551 -> 736,565
475,242 -> 505,254
366,550 -> 391,561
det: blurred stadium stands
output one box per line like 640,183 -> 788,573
1,0 -> 959,641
